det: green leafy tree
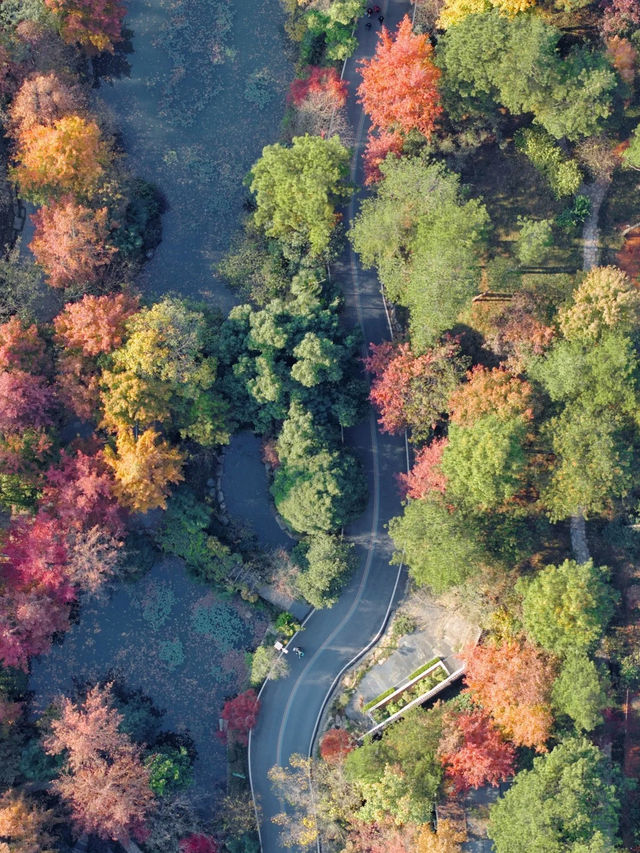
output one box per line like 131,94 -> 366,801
552,652 -> 609,732
516,217 -> 554,267
441,414 -> 529,512
542,404 -> 636,520
345,707 -> 443,823
272,448 -> 366,534
350,157 -> 489,349
144,745 -> 192,796
520,559 -> 617,657
388,494 -> 488,591
487,737 -> 620,852
249,134 -> 351,257
438,10 -> 617,140
623,124 -> 640,169
515,129 -> 582,199
295,533 -> 357,608
250,645 -> 289,686
531,332 -> 640,519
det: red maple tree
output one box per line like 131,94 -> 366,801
357,15 -> 442,138
319,728 -> 355,764
396,437 -> 448,499
364,340 -> 462,439
179,835 -> 220,853
439,710 -> 516,793
220,690 -> 260,746
289,66 -> 348,107
363,129 -> 404,185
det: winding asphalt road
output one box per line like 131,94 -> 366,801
248,2 -> 414,849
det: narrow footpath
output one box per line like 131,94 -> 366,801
570,178 -> 610,565
247,2 -> 413,850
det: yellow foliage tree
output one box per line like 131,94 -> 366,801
105,428 -> 185,513
0,790 -> 58,853
11,115 -> 113,203
438,0 -> 535,28
416,820 -> 467,853
100,368 -> 173,432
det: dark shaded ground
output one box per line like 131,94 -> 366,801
30,558 -> 270,813
29,0 -> 295,821
222,432 -> 291,551
96,0 -> 292,311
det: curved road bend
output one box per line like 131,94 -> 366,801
249,1 -> 413,850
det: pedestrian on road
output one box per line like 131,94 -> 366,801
365,20 -> 372,27
378,14 -> 384,23
366,6 -> 373,15
373,4 -> 380,12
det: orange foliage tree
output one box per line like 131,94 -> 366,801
30,196 -> 116,288
55,351 -> 102,421
0,317 -> 47,372
448,366 -> 534,427
289,66 -> 347,107
463,639 -> 557,751
54,292 -> 140,357
357,16 -> 442,138
104,427 -> 185,512
606,35 -> 637,85
44,0 -> 126,53
45,685 -> 154,843
11,115 -> 113,203
9,72 -> 87,139
415,820 -> 467,853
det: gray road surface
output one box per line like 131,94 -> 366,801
248,3 -> 414,850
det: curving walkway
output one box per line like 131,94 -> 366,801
247,2 -> 413,850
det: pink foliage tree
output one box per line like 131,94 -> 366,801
0,370 -> 54,432
0,587 -> 71,670
41,449 -> 125,537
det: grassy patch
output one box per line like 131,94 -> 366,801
370,663 -> 449,723
406,656 -> 441,682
